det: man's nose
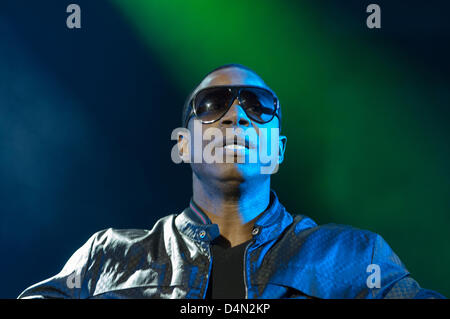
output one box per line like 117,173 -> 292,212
219,98 -> 251,128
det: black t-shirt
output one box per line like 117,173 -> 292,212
206,239 -> 252,299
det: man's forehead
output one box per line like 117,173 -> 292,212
195,67 -> 269,92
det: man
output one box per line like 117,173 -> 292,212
18,64 -> 444,299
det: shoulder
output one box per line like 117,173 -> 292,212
288,216 -> 379,264
88,214 -> 177,254
291,215 -> 378,247
290,215 -> 410,277
310,222 -> 378,249
298,221 -> 406,271
279,216 -> 410,298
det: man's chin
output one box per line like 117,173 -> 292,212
207,162 -> 265,180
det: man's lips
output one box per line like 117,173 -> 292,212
218,136 -> 256,150
224,144 -> 246,151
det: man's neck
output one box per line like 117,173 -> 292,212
192,174 -> 271,247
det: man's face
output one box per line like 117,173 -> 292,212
179,67 -> 286,185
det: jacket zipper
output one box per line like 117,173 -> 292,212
202,243 -> 213,299
243,240 -> 254,299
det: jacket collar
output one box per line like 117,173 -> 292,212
253,190 -> 293,244
174,190 -> 293,245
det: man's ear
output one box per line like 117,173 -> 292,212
278,135 -> 287,164
177,130 -> 191,163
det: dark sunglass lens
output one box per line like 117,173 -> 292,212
194,88 -> 233,122
240,89 -> 276,122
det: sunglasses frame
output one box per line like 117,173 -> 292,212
183,85 -> 280,128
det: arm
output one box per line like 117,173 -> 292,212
370,234 -> 445,299
17,232 -> 98,299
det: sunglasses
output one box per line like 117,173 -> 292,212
183,85 -> 280,127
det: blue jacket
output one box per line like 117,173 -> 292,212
18,191 -> 445,299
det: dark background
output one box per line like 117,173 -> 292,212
1,0 -> 449,298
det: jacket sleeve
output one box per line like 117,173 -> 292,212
17,232 -> 98,299
370,234 -> 446,299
